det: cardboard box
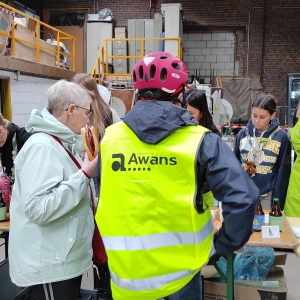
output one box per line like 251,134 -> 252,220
8,25 -> 56,67
27,18 -> 36,32
14,17 -> 27,27
115,27 -> 126,38
115,27 -> 126,34
203,253 -> 287,300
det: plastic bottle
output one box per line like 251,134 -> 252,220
253,200 -> 265,232
0,191 -> 7,221
269,198 -> 283,231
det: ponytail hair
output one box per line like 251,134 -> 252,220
252,94 -> 276,115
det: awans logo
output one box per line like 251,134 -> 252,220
112,153 -> 177,171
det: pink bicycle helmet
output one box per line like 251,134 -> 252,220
132,52 -> 188,94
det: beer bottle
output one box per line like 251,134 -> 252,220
253,199 -> 265,232
269,198 -> 283,231
0,191 -> 7,222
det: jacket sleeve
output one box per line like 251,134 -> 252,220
271,132 -> 291,209
198,132 -> 259,255
232,129 -> 243,160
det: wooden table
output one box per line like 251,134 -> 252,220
246,215 -> 299,250
210,209 -> 299,300
0,214 -> 10,259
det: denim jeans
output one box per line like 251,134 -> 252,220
165,271 -> 202,300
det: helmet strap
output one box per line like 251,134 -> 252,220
139,90 -> 163,100
138,87 -> 186,107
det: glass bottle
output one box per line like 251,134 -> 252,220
0,191 -> 7,222
269,198 -> 283,231
253,199 -> 265,232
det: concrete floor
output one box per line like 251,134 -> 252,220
1,239 -> 300,299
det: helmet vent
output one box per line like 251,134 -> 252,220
149,64 -> 156,79
160,68 -> 167,81
138,65 -> 144,80
133,70 -> 136,83
145,73 -> 149,82
158,55 -> 168,59
172,63 -> 180,70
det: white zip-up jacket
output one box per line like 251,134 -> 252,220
9,108 -> 94,287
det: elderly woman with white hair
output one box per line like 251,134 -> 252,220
8,80 -> 98,300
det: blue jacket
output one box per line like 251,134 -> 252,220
123,100 -> 259,255
233,118 -> 291,209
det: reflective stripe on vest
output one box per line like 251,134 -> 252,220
110,269 -> 194,291
103,218 -> 214,251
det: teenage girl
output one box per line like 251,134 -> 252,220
233,94 -> 291,210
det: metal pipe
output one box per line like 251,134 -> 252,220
233,32 -> 236,79
246,11 -> 250,76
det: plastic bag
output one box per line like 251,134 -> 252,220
216,246 -> 275,281
98,8 -> 113,19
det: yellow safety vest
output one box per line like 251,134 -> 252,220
96,122 -> 215,300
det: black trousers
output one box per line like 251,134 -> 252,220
31,275 -> 82,300
93,262 -> 112,300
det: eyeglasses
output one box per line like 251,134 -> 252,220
76,106 -> 93,118
65,105 -> 93,118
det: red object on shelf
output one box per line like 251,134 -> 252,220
0,174 -> 11,212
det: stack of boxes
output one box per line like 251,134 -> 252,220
113,27 -> 128,74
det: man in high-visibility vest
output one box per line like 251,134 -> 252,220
95,52 -> 259,300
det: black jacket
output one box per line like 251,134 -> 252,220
123,100 -> 259,255
0,123 -> 31,175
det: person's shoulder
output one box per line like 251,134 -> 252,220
16,126 -> 32,141
202,131 -> 222,150
237,127 -> 246,136
274,128 -> 290,141
8,122 -> 18,133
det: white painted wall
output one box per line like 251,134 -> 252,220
0,70 -> 57,127
183,33 -> 239,84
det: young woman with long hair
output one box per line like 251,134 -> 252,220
70,73 -> 113,139
185,89 -> 221,137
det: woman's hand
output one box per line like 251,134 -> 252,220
214,219 -> 222,233
81,152 -> 98,178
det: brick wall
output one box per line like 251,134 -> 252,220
183,33 -> 238,83
23,0 -> 300,106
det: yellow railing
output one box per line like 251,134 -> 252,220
0,1 -> 76,70
91,46 -> 105,84
91,37 -> 182,83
